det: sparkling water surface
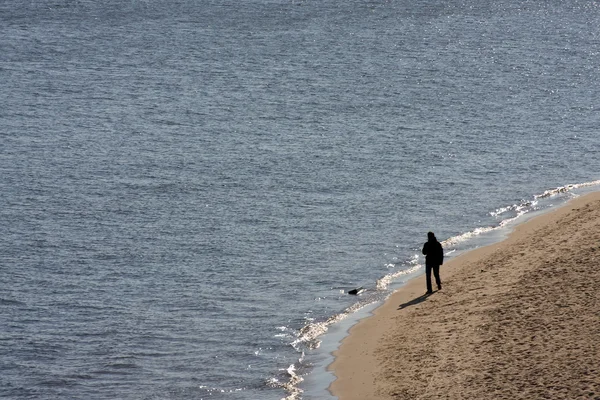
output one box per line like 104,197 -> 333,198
1,0 -> 600,399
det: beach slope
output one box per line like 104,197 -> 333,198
329,192 -> 600,400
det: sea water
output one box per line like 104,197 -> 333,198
1,0 -> 599,399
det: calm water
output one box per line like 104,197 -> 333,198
1,0 -> 599,399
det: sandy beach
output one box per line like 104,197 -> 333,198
329,192 -> 600,400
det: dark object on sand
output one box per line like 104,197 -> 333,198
348,287 -> 364,295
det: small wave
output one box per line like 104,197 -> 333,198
534,180 -> 600,199
104,362 -> 140,370
198,385 -> 244,394
0,298 -> 25,306
73,330 -> 120,338
40,379 -> 75,388
293,314 -> 346,351
452,180 -> 600,248
282,364 -> 304,400
65,374 -> 94,380
274,333 -> 291,338
489,200 -> 536,217
442,226 -> 497,247
268,362 -> 305,400
91,361 -> 141,376
376,262 -> 421,290
491,180 -> 600,219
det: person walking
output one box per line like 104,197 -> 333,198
422,231 -> 444,294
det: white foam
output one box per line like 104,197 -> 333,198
442,226 -> 496,247
376,263 -> 421,290
534,179 -> 600,199
276,363 -> 305,400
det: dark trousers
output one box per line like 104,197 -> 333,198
426,264 -> 441,293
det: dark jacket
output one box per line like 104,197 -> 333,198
422,239 -> 444,266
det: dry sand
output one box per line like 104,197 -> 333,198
329,192 -> 600,400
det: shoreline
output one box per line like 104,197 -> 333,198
328,191 -> 600,399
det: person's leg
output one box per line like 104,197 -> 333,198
425,264 -> 433,293
433,265 -> 441,290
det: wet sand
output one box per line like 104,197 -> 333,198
329,192 -> 600,400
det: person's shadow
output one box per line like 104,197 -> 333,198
397,292 -> 431,310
